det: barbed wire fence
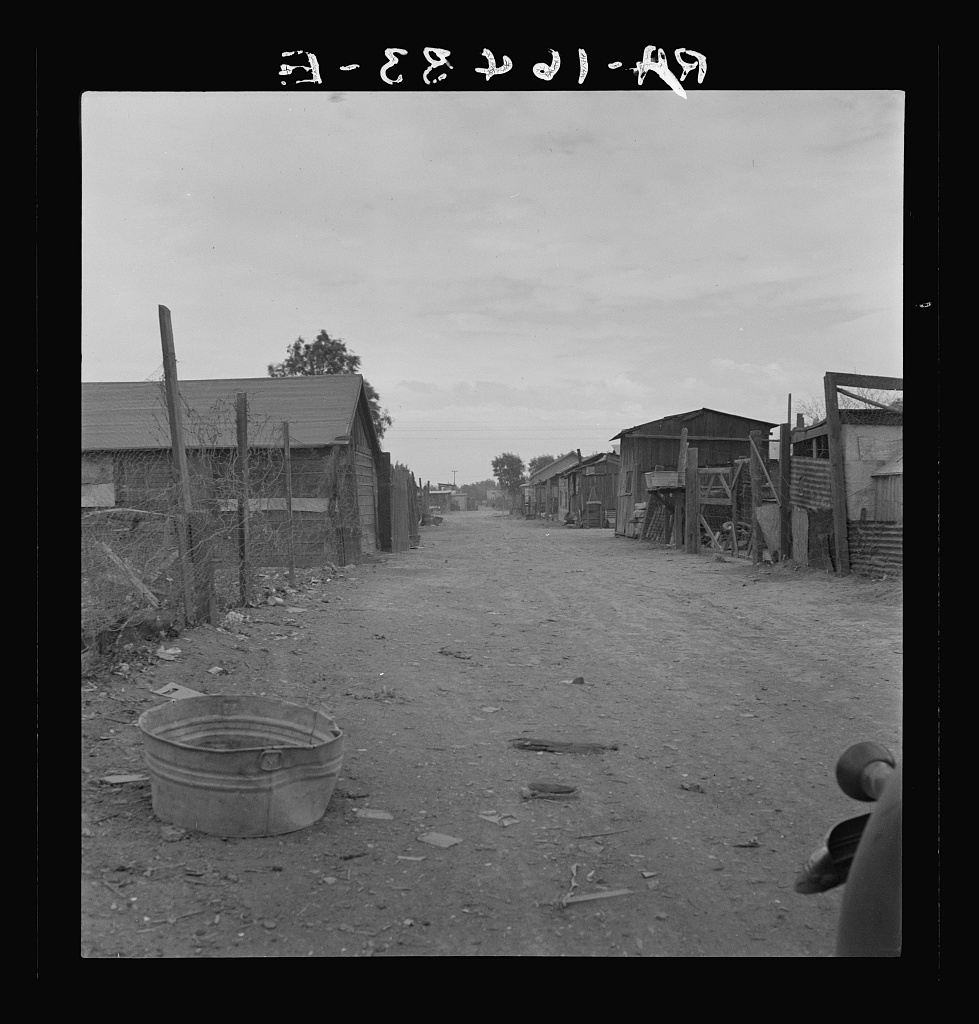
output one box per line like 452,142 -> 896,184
81,385 -> 364,656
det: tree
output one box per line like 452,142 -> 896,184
268,330 -> 393,441
491,453 -> 526,505
527,454 -> 556,477
528,451 -> 578,477
459,479 -> 496,504
795,388 -> 903,427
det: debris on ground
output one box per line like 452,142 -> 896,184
479,812 -> 518,827
509,738 -> 618,754
151,683 -> 205,700
101,774 -> 149,785
566,862 -> 580,899
561,888 -> 633,907
418,832 -> 463,848
354,808 -> 394,820
520,782 -> 579,800
155,646 -> 182,661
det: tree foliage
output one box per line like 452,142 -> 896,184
491,453 -> 526,497
268,330 -> 393,441
527,451 -> 578,477
527,454 -> 556,477
459,479 -> 496,503
795,388 -> 903,427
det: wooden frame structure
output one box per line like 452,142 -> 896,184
823,372 -> 904,575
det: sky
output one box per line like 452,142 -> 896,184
81,89 -> 904,487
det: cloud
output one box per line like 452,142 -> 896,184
710,359 -> 788,384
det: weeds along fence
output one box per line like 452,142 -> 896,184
81,392 -> 363,649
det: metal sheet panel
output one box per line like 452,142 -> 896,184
791,458 -> 832,509
847,522 -> 903,575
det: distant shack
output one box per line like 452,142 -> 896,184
611,407 -> 777,538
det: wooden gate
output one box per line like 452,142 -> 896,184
390,464 -> 413,553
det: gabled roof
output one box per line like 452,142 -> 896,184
527,451 -> 582,485
82,375 -> 378,452
561,451 -> 620,475
610,407 -> 779,441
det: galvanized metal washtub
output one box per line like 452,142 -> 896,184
137,695 -> 344,837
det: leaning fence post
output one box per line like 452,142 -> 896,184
749,430 -> 765,564
778,421 -> 792,560
673,428 -> 688,549
282,421 -> 295,586
684,446 -> 700,554
158,305 -> 197,625
236,393 -> 252,605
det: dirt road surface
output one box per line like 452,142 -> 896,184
81,509 -> 902,957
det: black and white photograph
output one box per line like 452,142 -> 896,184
79,48 -> 920,958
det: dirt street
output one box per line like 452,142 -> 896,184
81,509 -> 902,957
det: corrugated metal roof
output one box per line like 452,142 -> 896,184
610,407 -> 779,441
82,375 -> 366,451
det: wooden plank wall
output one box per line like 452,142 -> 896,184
390,464 -> 412,552
353,448 -> 378,552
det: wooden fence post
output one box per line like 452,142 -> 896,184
158,305 -> 197,625
778,422 -> 792,560
729,461 -> 740,556
673,428 -> 688,549
236,393 -> 252,605
684,447 -> 700,553
749,430 -> 764,564
282,421 -> 295,586
824,373 -> 850,575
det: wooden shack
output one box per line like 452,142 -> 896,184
81,374 -> 384,565
790,400 -> 902,574
561,452 -> 620,527
611,408 -> 778,538
525,452 -> 582,519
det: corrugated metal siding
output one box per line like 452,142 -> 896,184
791,458 -> 832,509
354,449 -> 377,551
847,521 -> 903,575
874,475 -> 903,523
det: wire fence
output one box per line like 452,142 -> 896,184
81,390 -> 364,653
